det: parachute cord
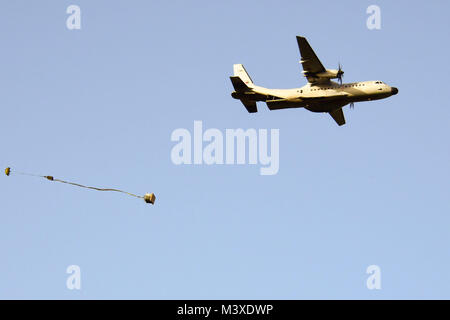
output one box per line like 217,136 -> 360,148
4,167 -> 155,204
51,178 -> 144,199
13,171 -> 45,178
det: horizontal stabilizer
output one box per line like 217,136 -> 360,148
230,76 -> 251,92
241,100 -> 257,113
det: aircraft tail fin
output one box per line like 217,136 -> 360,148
231,64 -> 258,113
233,64 -> 254,88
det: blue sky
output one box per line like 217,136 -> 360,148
0,0 -> 449,299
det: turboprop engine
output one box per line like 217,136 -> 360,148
302,64 -> 344,84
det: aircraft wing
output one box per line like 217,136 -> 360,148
328,108 -> 346,126
296,36 -> 327,83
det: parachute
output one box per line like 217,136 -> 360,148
4,167 -> 155,205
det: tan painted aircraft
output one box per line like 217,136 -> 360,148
230,36 -> 398,126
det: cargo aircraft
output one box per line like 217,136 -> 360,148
230,36 -> 398,126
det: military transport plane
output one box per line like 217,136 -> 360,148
230,36 -> 398,126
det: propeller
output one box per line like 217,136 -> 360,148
350,102 -> 355,109
337,63 -> 344,85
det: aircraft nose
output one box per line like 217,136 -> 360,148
391,87 -> 399,95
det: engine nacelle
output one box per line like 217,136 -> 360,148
303,69 -> 343,80
317,69 -> 340,79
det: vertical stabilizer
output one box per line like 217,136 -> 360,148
233,64 -> 254,88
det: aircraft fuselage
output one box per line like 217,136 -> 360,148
232,80 -> 398,113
